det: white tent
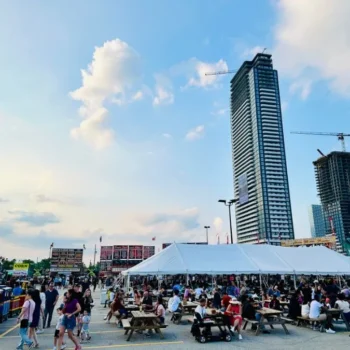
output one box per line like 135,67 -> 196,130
122,243 -> 350,276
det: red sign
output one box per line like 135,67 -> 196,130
100,246 -> 113,260
129,245 -> 143,259
113,245 -> 128,260
143,246 -> 155,259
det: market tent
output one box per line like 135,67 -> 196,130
122,243 -> 350,276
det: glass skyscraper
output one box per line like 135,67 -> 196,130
230,53 -> 294,244
308,204 -> 326,238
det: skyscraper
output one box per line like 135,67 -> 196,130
308,204 -> 326,238
230,53 -> 294,244
313,151 -> 350,255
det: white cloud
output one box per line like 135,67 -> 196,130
186,59 -> 228,88
70,38 -> 142,149
213,217 -> 223,232
132,90 -> 144,101
242,46 -> 266,58
211,108 -> 228,116
162,133 -> 172,139
153,74 -> 174,106
185,125 -> 205,141
281,101 -> 288,112
289,80 -> 312,100
274,0 -> 350,97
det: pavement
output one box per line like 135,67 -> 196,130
1,288 -> 350,349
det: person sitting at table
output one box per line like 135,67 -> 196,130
213,288 -> 221,309
309,295 -> 335,333
134,289 -> 141,306
301,300 -> 310,318
154,296 -> 166,324
241,296 -> 270,334
168,290 -> 181,313
159,287 -> 167,298
273,285 -> 281,298
270,295 -> 281,311
335,293 -> 350,323
261,290 -> 270,308
195,286 -> 203,300
193,298 -> 212,336
142,291 -> 153,312
288,291 -> 301,320
221,291 -> 232,311
184,285 -> 191,302
224,300 -> 243,340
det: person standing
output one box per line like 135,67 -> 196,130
29,289 -> 42,348
57,289 -> 81,350
81,278 -> 90,294
16,289 -> 35,349
37,285 -> 46,334
44,282 -> 59,328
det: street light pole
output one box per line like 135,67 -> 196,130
218,199 -> 238,244
204,226 -> 210,244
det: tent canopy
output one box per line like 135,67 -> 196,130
122,243 -> 350,276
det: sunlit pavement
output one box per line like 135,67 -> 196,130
1,288 -> 349,349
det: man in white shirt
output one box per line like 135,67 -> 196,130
335,293 -> 350,323
194,299 -> 207,321
195,287 -> 203,299
309,296 -> 335,334
169,290 -> 181,313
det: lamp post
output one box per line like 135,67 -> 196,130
218,199 -> 238,244
204,226 -> 210,244
49,243 -> 54,259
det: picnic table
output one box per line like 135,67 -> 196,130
124,298 -> 135,304
182,301 -> 198,314
327,308 -> 350,331
122,310 -> 168,341
124,304 -> 140,316
243,307 -> 289,336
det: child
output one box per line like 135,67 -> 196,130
53,307 -> 66,350
80,310 -> 91,343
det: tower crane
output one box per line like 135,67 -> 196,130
290,131 -> 350,152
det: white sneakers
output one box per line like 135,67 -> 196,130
238,334 -> 243,340
326,328 -> 336,334
36,330 -> 44,334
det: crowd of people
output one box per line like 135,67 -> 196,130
14,278 -> 95,350
12,273 -> 350,349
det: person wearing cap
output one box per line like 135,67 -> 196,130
224,300 -> 243,340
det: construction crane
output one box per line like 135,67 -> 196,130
291,131 -> 350,152
205,69 -> 237,76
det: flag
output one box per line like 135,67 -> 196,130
50,243 -> 54,248
152,237 -> 156,241
99,236 -> 102,243
83,244 -> 86,250
216,233 -> 220,245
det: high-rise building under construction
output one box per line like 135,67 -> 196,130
230,53 -> 294,244
313,151 -> 350,255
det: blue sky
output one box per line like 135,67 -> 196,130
1,0 -> 350,263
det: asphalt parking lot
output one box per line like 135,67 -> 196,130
1,289 -> 350,350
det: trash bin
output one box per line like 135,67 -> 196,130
100,289 -> 107,305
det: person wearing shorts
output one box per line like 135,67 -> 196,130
53,308 -> 66,350
224,301 -> 243,340
57,289 -> 82,350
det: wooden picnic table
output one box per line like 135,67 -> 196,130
122,311 -> 167,341
327,308 -> 350,331
182,301 -> 198,314
243,307 -> 289,336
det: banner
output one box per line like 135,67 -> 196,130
113,245 -> 129,260
143,246 -> 155,259
129,245 -> 143,260
100,246 -> 113,260
50,248 -> 83,271
13,263 -> 29,276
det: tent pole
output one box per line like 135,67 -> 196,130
259,274 -> 262,290
293,274 -> 296,290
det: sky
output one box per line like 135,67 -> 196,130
1,0 -> 350,264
